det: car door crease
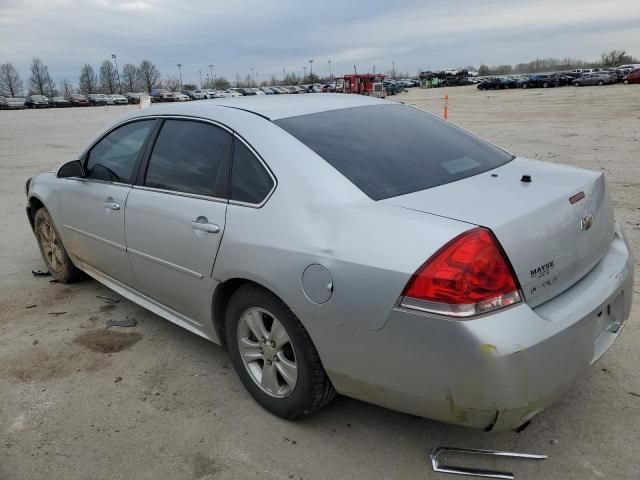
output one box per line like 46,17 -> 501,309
127,247 -> 204,279
63,224 -> 126,251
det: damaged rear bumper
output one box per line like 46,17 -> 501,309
307,230 -> 633,431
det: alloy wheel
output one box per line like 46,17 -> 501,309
38,221 -> 63,273
237,307 -> 298,398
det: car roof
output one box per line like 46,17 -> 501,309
128,93 -> 397,121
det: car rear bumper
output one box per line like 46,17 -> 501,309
305,227 -> 633,431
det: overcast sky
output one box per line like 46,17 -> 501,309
1,0 -> 639,87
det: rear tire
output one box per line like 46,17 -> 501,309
542,82 -> 549,88
225,284 -> 336,419
598,81 -> 604,86
33,207 -> 80,283
521,83 -> 528,89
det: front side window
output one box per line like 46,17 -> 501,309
85,120 -> 154,183
144,120 -> 232,198
230,140 -> 274,205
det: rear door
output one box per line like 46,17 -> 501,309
124,119 -> 232,325
60,119 -> 156,286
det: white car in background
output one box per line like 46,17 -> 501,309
107,94 -> 128,105
172,92 -> 190,102
225,89 -> 242,97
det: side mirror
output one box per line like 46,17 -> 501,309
57,159 -> 85,178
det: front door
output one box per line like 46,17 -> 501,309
60,119 -> 155,286
124,119 -> 233,325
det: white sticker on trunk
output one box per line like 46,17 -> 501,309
441,156 -> 481,174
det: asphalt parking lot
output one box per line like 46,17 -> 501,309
1,85 -> 639,480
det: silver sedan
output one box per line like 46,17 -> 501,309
25,94 -> 634,431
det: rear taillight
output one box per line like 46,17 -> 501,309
401,227 -> 521,318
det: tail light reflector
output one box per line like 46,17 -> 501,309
401,227 -> 521,318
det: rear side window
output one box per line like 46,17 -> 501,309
85,120 -> 154,183
230,140 -> 274,204
144,120 -> 232,198
275,104 -> 513,200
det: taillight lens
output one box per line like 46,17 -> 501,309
401,227 -> 521,318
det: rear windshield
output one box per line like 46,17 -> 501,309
275,104 -> 513,200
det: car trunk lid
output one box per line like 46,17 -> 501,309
383,157 -> 615,308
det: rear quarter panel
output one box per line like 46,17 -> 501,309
210,114 -> 471,331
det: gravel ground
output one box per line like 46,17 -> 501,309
1,85 -> 638,480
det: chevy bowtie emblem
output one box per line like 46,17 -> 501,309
580,215 -> 594,231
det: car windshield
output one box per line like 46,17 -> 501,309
32,95 -> 46,100
275,104 -> 514,200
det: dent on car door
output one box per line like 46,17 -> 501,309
124,119 -> 232,327
59,119 -> 155,286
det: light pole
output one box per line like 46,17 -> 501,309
44,65 -> 54,96
176,64 -> 183,90
302,66 -> 307,82
308,59 -> 314,80
328,59 -> 332,81
282,68 -> 286,85
199,70 -> 203,88
392,61 -> 395,80
213,74 -> 216,90
111,54 -> 121,93
208,64 -> 214,88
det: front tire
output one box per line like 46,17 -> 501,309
225,284 -> 336,419
33,208 -> 80,283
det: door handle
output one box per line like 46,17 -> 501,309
191,217 -> 220,234
105,202 -> 120,210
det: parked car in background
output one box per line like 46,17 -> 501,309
604,69 -> 628,83
25,94 -> 633,432
172,92 -> 190,102
500,76 -> 522,88
87,94 -> 108,106
150,89 -> 175,102
106,94 -> 128,105
383,80 -> 405,95
125,93 -> 142,104
477,77 -> 505,90
573,73 -> 612,86
181,90 -> 197,100
0,96 -> 26,109
549,73 -> 573,86
224,89 -> 243,97
623,69 -> 640,84
25,95 -> 50,108
522,74 -> 559,88
66,93 -> 90,106
190,90 -> 205,99
49,96 -> 72,107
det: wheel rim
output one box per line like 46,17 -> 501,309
237,307 -> 298,398
38,220 -> 63,273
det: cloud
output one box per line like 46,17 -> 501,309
0,0 -> 638,87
